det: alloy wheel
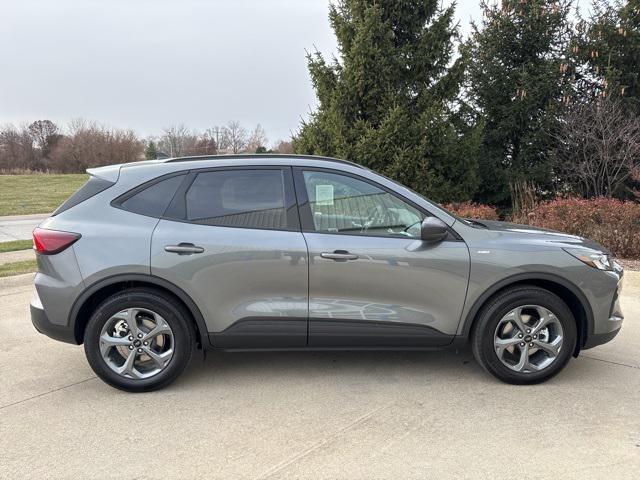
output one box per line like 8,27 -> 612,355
493,305 -> 564,373
99,307 -> 175,379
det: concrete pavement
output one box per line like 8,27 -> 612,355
0,273 -> 639,479
0,214 -> 48,242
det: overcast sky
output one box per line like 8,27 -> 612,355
0,0 -> 484,145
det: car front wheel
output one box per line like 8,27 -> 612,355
84,288 -> 195,392
471,286 -> 577,384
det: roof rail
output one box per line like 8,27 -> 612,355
164,153 -> 363,169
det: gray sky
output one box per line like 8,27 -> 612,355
0,0 -> 483,145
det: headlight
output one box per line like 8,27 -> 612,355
563,248 -> 614,271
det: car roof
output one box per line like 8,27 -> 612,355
162,153 -> 364,169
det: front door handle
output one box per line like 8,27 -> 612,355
320,250 -> 359,261
164,243 -> 204,255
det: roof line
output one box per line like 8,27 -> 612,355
164,153 -> 363,169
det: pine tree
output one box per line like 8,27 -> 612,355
572,0 -> 640,111
145,140 -> 158,160
293,0 -> 480,203
465,0 -> 573,205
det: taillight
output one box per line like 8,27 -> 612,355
33,227 -> 81,255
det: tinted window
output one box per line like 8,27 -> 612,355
120,174 -> 185,217
302,171 -> 424,238
53,176 -> 114,216
185,170 -> 288,230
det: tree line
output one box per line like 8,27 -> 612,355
294,0 -> 640,206
0,119 -> 293,174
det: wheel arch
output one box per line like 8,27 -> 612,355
460,273 -> 593,355
70,274 -> 210,348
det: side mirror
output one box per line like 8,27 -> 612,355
421,217 -> 448,243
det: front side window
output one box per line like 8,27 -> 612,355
185,169 -> 288,230
301,171 -> 425,238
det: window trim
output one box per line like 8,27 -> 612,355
163,165 -> 301,233
292,167 -> 460,241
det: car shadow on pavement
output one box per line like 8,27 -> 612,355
172,347 -> 490,389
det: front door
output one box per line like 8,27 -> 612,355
294,168 -> 470,347
151,167 -> 308,348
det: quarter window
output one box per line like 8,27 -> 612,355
301,171 -> 425,238
185,169 -> 288,230
119,174 -> 185,217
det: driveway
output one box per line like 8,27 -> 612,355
1,273 -> 639,479
0,214 -> 48,242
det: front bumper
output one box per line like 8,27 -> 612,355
583,325 -> 622,349
30,293 -> 77,344
584,268 -> 624,349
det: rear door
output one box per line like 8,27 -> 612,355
294,167 -> 470,347
151,166 -> 309,348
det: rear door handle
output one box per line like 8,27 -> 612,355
320,250 -> 359,261
164,243 -> 204,255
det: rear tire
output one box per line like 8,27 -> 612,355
471,286 -> 577,385
84,288 -> 195,392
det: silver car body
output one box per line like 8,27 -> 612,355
30,155 -> 624,351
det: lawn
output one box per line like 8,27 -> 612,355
0,259 -> 37,278
0,239 -> 33,252
0,174 -> 88,216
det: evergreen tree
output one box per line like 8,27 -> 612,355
145,140 -> 158,160
293,0 -> 480,203
571,0 -> 640,111
465,0 -> 573,205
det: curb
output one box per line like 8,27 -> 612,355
0,272 -> 34,288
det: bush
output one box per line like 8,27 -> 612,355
513,198 -> 640,259
444,201 -> 499,220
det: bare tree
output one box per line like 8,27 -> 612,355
0,124 -> 39,171
222,121 -> 248,154
552,98 -> 640,197
246,124 -> 268,152
49,119 -> 143,173
159,124 -> 191,157
272,139 -> 294,154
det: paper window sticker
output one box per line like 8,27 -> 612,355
315,184 -> 334,206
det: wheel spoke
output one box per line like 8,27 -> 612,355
143,347 -> 172,370
514,343 -> 531,372
116,349 -> 140,379
143,317 -> 171,342
532,307 -> 554,334
506,307 -> 529,335
494,336 -> 521,357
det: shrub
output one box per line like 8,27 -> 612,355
513,198 -> 640,259
444,201 -> 499,220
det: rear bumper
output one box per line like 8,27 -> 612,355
30,294 -> 77,344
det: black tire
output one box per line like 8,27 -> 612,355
471,286 -> 577,385
84,288 -> 195,392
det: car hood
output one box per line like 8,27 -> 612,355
472,219 -> 609,253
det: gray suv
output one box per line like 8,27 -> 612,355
30,155 -> 624,391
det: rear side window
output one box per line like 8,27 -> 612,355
119,174 -> 185,217
53,176 -> 114,216
184,170 -> 288,230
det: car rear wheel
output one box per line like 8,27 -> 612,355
471,286 -> 577,384
84,289 -> 195,392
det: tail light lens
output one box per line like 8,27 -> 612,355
33,227 -> 81,255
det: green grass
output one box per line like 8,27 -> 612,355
0,239 -> 33,253
0,259 -> 37,278
0,174 -> 88,216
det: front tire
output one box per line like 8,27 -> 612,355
84,288 -> 195,392
471,286 -> 577,385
